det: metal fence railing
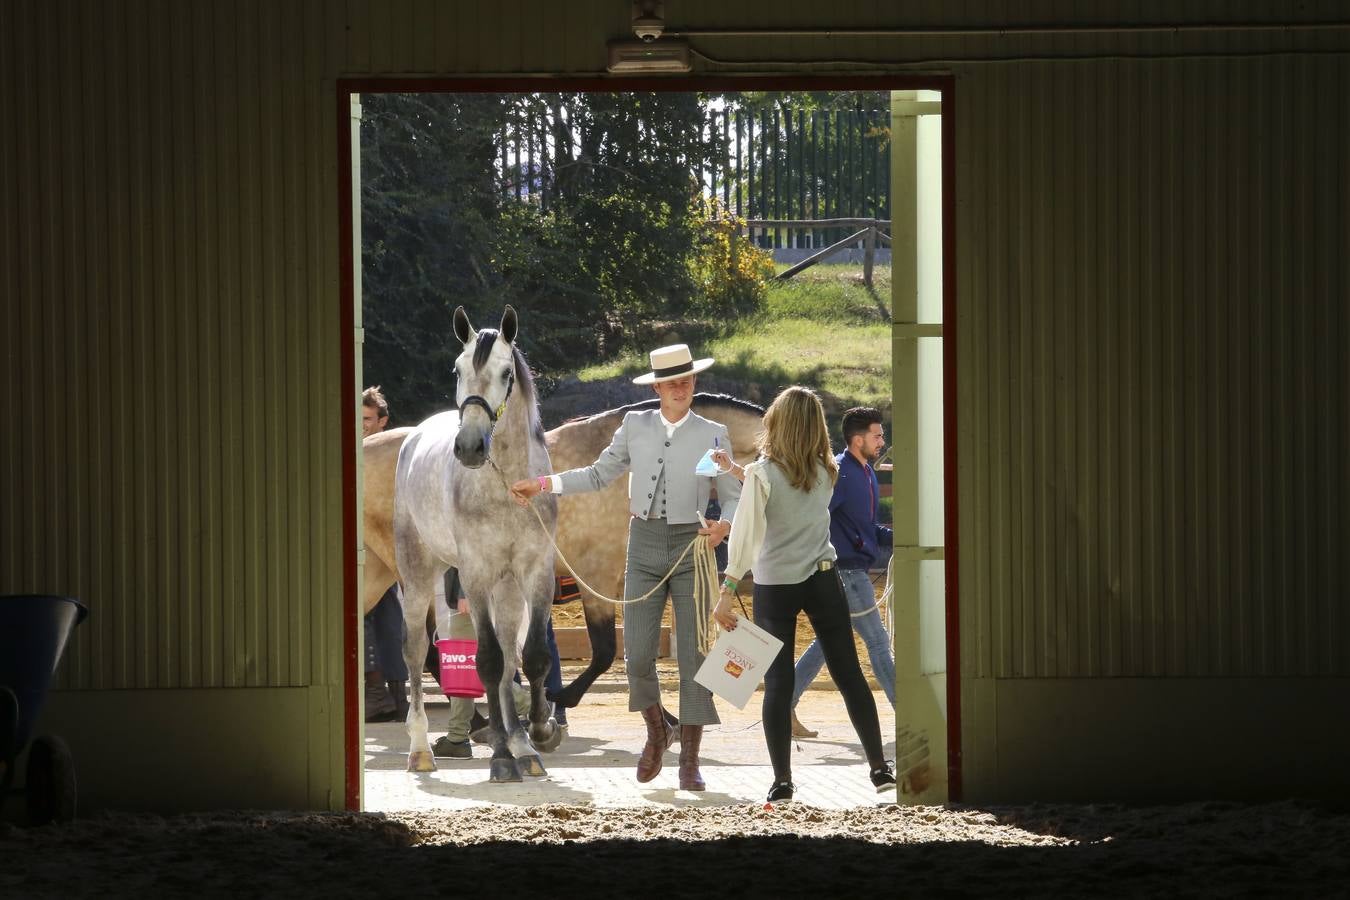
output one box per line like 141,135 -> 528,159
496,102 -> 892,252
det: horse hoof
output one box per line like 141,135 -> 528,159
489,758 -> 523,783
532,720 -> 564,753
407,750 -> 437,773
519,754 -> 547,777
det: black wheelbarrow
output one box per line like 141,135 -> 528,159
0,594 -> 88,825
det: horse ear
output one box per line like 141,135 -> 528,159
453,306 -> 475,345
500,306 -> 518,344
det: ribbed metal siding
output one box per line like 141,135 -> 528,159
958,56 -> 1350,680
0,0 -> 345,690
3,0 -> 1347,695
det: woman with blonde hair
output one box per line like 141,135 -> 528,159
714,386 -> 894,802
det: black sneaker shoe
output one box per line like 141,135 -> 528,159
869,761 -> 897,792
432,736 -> 473,759
766,781 -> 795,802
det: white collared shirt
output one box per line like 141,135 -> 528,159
661,409 -> 690,437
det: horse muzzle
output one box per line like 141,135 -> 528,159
453,430 -> 490,468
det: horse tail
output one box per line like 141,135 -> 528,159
547,594 -> 616,709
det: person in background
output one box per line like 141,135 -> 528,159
787,407 -> 895,737
510,343 -> 741,791
713,386 -> 894,803
432,568 -> 534,759
362,386 -> 409,723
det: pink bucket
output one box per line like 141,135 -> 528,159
436,638 -> 484,698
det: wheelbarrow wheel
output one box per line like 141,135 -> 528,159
26,734 -> 76,826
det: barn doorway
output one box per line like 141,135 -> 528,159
337,78 -> 955,812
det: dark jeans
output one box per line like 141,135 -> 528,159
364,585 -> 408,682
753,568 -> 884,782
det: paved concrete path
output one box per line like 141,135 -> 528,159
364,679 -> 896,811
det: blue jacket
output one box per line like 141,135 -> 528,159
828,451 -> 893,570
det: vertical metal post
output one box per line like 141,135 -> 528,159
810,111 -> 820,246
864,224 -> 876,287
722,109 -> 730,211
772,107 -> 781,249
788,110 -> 799,248
735,111 -> 743,218
747,114 -> 757,244
759,110 -> 769,248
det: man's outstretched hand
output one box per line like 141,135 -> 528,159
509,478 -> 543,507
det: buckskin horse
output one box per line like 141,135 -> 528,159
364,394 -> 765,718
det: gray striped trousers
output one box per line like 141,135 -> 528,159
622,517 -> 720,726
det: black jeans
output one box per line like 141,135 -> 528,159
753,568 -> 885,782
364,585 -> 408,681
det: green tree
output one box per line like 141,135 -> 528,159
361,92 -> 770,424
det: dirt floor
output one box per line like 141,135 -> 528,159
8,585 -> 1346,896
3,799 -> 1348,897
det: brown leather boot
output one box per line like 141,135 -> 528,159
636,704 -> 675,783
678,725 -> 705,791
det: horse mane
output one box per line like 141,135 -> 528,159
562,391 -> 765,426
466,327 -> 545,441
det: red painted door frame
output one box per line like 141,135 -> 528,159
336,74 -> 960,810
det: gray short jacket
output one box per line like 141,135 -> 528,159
556,409 -> 741,525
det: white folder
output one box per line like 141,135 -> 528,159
694,616 -> 784,709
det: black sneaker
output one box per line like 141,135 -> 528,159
432,736 -> 473,759
766,781 -> 795,802
869,761 -> 897,792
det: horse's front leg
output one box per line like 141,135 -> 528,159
471,609 -> 522,783
523,568 -> 563,754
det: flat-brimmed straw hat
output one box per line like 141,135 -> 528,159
632,344 -> 716,385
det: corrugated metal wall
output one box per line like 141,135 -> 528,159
0,0 -> 347,691
1,0 -> 1347,807
956,56 -> 1350,680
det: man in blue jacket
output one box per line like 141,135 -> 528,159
789,407 -> 895,737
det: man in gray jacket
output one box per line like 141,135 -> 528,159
511,344 -> 741,790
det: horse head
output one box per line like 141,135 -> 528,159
451,305 -> 519,468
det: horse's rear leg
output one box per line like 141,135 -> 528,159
548,594 -> 616,709
472,615 -> 522,783
400,572 -> 438,773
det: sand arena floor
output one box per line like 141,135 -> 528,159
3,680 -> 1349,897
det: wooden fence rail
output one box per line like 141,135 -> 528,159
738,218 -> 891,285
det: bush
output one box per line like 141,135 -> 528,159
685,197 -> 775,321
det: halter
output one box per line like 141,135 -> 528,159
458,369 -> 514,424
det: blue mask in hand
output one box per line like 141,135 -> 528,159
694,449 -> 723,477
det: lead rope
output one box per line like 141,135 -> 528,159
487,459 -> 722,655
851,574 -> 893,619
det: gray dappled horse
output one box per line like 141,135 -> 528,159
394,305 -> 563,780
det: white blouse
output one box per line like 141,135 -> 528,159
723,460 -> 771,582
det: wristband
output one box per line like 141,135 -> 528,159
721,576 -> 738,592
537,475 -> 548,493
